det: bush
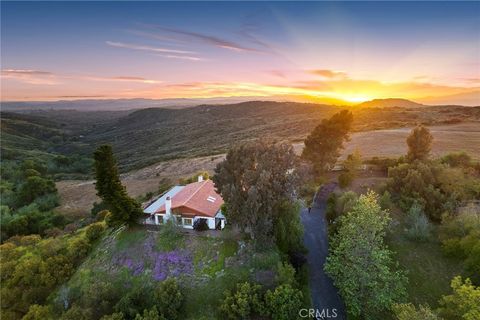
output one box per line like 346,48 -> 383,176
153,278 -> 183,320
392,303 -> 439,320
276,262 -> 297,287
265,284 -> 303,320
219,282 -> 265,319
85,222 -> 106,242
438,276 -> 480,320
23,304 -> 54,320
379,190 -> 393,210
337,191 -> 358,214
114,283 -> 153,319
405,202 -> 431,242
338,171 -> 354,188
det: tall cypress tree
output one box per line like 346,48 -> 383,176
93,145 -> 143,225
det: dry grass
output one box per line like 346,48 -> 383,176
294,122 -> 480,160
57,122 -> 479,216
56,154 -> 225,216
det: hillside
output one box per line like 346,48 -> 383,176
356,98 -> 425,108
2,101 -> 480,172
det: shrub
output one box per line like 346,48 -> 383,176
276,262 -> 297,287
265,284 -> 303,320
101,313 -> 126,320
219,282 -> 265,319
85,222 -> 106,242
273,201 -> 304,255
338,171 -> 354,188
114,283 -> 153,320
392,303 -> 439,320
441,152 -> 472,168
405,202 -> 431,242
153,278 -> 183,320
379,190 -> 393,210
23,304 -> 54,320
337,191 -> 358,214
438,276 -> 480,320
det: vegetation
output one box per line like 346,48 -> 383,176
392,303 -> 439,320
93,145 -> 143,226
439,204 -> 480,284
325,192 -> 407,319
338,149 -> 362,188
0,223 -> 106,319
0,159 -> 70,241
406,125 -> 433,162
302,110 -> 353,177
213,140 -> 300,245
438,276 -> 480,320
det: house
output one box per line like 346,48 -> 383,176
143,176 -> 226,230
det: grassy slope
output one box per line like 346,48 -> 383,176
66,226 -> 282,319
386,210 -> 464,308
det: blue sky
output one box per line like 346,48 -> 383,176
1,1 -> 479,104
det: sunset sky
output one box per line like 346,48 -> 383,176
1,1 -> 479,105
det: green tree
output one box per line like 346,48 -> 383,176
219,282 -> 265,320
213,141 -> 299,243
23,304 -> 54,320
324,191 -> 407,319
406,125 -> 433,162
438,276 -> 480,320
392,303 -> 439,320
273,201 -> 304,255
153,278 -> 183,320
17,176 -> 57,206
93,145 -> 143,225
302,110 -> 353,178
265,284 -> 303,320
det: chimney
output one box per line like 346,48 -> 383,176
165,196 -> 172,217
198,175 -> 204,182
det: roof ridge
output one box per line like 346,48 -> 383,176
181,180 -> 209,206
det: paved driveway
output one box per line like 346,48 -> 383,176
301,182 -> 346,319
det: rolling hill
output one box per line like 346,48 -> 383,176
2,101 -> 480,172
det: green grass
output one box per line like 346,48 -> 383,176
387,211 -> 464,307
156,225 -> 185,251
115,228 -> 147,250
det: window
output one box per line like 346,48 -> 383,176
207,196 -> 216,203
157,215 -> 164,224
183,218 -> 193,226
176,216 -> 182,225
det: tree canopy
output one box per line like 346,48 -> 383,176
325,191 -> 407,318
302,110 -> 353,177
213,140 -> 300,244
406,125 -> 433,162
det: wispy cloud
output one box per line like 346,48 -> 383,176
143,25 -> 264,53
309,69 -> 347,79
1,69 -> 163,85
1,69 -> 59,85
106,41 -> 196,55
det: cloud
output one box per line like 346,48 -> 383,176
143,25 -> 264,53
154,54 -> 205,62
309,69 -> 347,79
1,69 -> 59,85
106,41 -> 196,55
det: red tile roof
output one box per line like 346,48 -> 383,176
155,180 -> 224,218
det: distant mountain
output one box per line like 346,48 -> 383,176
356,98 -> 425,109
0,96 -> 284,112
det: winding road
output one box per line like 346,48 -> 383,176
301,182 -> 346,319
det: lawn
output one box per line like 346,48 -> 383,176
386,210 -> 465,308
